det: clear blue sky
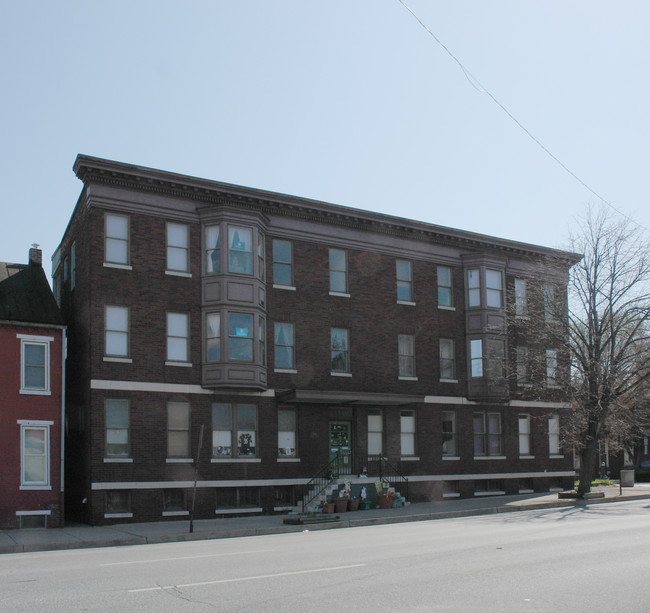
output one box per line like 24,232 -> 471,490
2,1 -> 649,272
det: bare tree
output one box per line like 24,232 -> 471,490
561,207 -> 650,495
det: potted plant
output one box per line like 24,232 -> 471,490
335,492 -> 349,513
358,486 -> 372,510
348,496 -> 359,512
321,499 -> 335,514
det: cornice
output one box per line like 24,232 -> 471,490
73,154 -> 582,266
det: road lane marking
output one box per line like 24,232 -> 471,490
128,563 -> 366,592
102,549 -> 274,567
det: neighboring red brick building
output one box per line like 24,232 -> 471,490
0,247 -> 66,528
56,154 -> 580,525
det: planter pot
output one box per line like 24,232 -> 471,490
377,497 -> 391,509
358,501 -> 372,511
322,503 -> 335,514
348,499 -> 359,512
335,498 -> 349,513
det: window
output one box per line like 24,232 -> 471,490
278,408 -> 296,457
468,269 -> 480,307
398,334 -> 415,378
215,488 -> 260,509
400,410 -> 416,456
516,346 -> 530,385
106,491 -> 130,515
485,338 -> 506,379
167,402 -> 190,458
514,278 -> 527,316
212,404 -> 257,458
20,423 -> 50,487
257,232 -> 265,280
228,313 -> 253,361
519,414 -> 531,455
19,336 -> 50,393
273,240 -> 293,286
163,489 -> 186,512
259,317 -> 266,365
470,339 -> 483,377
440,339 -> 455,380
437,266 -> 452,307
396,260 -> 412,302
544,284 -> 556,322
442,411 -> 457,456
329,248 -> 347,293
206,313 -> 221,362
331,328 -> 350,372
228,226 -> 253,275
105,306 -> 129,357
368,410 -> 383,455
546,349 -> 558,386
486,269 -> 503,308
473,412 -> 502,456
106,399 -> 129,457
70,242 -> 76,290
105,213 -> 129,265
167,222 -> 189,272
549,414 -> 560,455
205,225 -> 220,273
167,312 -> 189,362
274,322 -> 294,369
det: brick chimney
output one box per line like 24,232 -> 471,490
29,244 -> 42,266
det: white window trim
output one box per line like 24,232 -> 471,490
165,270 -> 192,279
474,455 -> 507,461
438,305 -> 456,311
396,300 -> 416,306
18,335 -> 52,395
103,357 -> 133,364
103,262 -> 133,271
16,509 -> 51,516
398,376 -> 418,381
166,458 -> 193,464
329,291 -> 350,298
331,372 -> 352,377
165,361 -> 193,368
273,284 -> 296,291
439,378 -> 458,383
400,456 -> 420,461
104,458 -> 134,463
276,458 -> 301,463
442,456 -> 460,461
274,368 -> 298,374
104,512 -> 133,519
211,458 -> 262,464
18,420 -> 52,489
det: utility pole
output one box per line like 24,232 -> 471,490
189,424 -> 204,534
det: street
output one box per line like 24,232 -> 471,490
1,500 -> 649,612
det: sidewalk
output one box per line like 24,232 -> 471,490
2,483 -> 650,555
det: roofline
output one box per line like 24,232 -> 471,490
0,319 -> 67,331
73,154 -> 583,265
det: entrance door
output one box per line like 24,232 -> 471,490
329,421 -> 352,474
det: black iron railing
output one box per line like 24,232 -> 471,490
300,453 -> 409,511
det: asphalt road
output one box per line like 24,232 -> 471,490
2,500 -> 649,612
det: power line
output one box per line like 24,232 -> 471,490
396,0 -> 647,232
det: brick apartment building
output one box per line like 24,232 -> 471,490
0,247 -> 66,528
56,154 -> 580,525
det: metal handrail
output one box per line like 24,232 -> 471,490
301,453 -> 409,511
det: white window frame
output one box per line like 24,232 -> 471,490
228,226 -> 253,276
206,312 -> 221,362
105,305 -> 129,359
396,259 -> 413,303
467,269 -> 481,307
437,266 -> 453,308
18,420 -> 52,489
549,414 -> 561,455
400,410 -> 416,457
514,278 -> 527,317
272,239 -> 293,288
398,334 -> 416,379
329,248 -> 348,295
205,225 -> 220,274
546,349 -> 558,386
331,328 -> 350,374
166,221 -> 189,274
278,408 -> 297,458
470,339 -> 483,377
368,410 -> 383,455
167,401 -> 191,459
274,322 -> 295,371
105,399 -> 130,459
442,411 -> 457,457
212,403 -> 258,459
18,334 -> 52,395
486,269 -> 503,308
105,212 -> 130,266
166,312 -> 190,364
519,414 -> 532,456
440,338 -> 456,381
